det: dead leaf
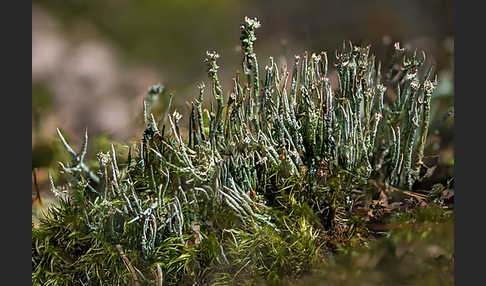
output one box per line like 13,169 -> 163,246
367,209 -> 374,218
389,202 -> 403,210
194,234 -> 201,246
378,190 -> 389,206
442,189 -> 454,200
191,221 -> 200,233
419,165 -> 437,181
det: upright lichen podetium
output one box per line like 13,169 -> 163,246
414,76 -> 438,178
240,17 -> 261,122
204,51 -> 224,146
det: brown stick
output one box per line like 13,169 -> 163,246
32,169 -> 43,206
32,169 -> 52,222
116,244 -> 141,286
156,263 -> 164,286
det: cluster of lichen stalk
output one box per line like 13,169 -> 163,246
32,17 -> 437,285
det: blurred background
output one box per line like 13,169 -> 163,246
32,0 -> 454,201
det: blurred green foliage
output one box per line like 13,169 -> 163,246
33,0 -> 241,89
33,0 -> 453,90
32,142 -> 54,170
295,208 -> 453,286
32,83 -> 52,116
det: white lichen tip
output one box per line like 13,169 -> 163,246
394,42 -> 404,52
197,82 -> 205,89
172,110 -> 182,121
206,51 -> 220,59
424,79 -> 438,94
410,79 -> 421,91
244,16 -> 261,29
